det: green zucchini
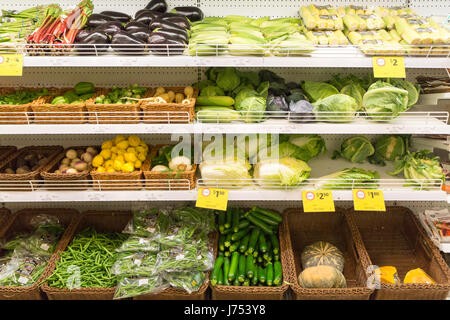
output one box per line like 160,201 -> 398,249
259,233 -> 268,253
223,257 -> 230,285
196,95 -> 235,107
247,228 -> 261,254
218,211 -> 226,233
218,267 -> 224,285
246,214 -> 273,235
239,234 -> 250,253
231,228 -> 249,242
270,234 -> 280,255
225,208 -> 233,229
211,256 -> 224,286
218,234 -> 225,252
251,207 -> 283,223
273,261 -> 282,286
259,266 -> 266,284
238,254 -> 246,283
246,254 -> 255,279
228,252 -> 239,282
253,251 -> 258,258
243,280 -> 250,286
74,81 -> 95,95
238,219 -> 250,230
224,233 -> 232,248
252,266 -> 259,286
229,241 -> 239,252
250,210 -> 279,226
232,209 -> 240,233
266,262 -> 274,286
274,254 -> 280,261
224,251 -> 230,257
233,277 -> 240,286
257,256 -> 263,264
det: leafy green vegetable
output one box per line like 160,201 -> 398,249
288,135 -> 327,162
312,94 -> 359,122
199,159 -> 252,185
388,79 -> 419,108
254,157 -> 311,187
340,82 -> 365,109
216,67 -> 241,92
236,96 -> 267,123
332,136 -> 375,163
369,135 -> 409,166
0,88 -> 49,105
302,81 -> 339,102
314,168 -> 380,189
200,86 -> 225,97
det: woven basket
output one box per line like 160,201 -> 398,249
41,210 -> 133,300
284,208 -> 373,300
40,146 -> 99,190
0,88 -> 44,124
141,87 -> 198,124
144,145 -> 197,190
85,88 -> 152,124
30,88 -> 100,124
0,207 -> 11,234
210,215 -> 290,300
0,208 -> 79,300
346,206 -> 450,300
0,146 -> 63,191
0,146 -> 17,163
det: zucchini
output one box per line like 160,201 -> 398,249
211,256 -> 224,286
274,254 -> 280,261
246,214 -> 273,235
218,234 -> 225,252
218,251 -> 224,257
257,256 -> 263,264
273,261 -> 282,286
238,219 -> 250,230
239,234 -> 250,253
266,236 -> 272,254
196,96 -> 235,107
238,254 -> 246,283
253,251 -> 258,258
250,210 -> 279,226
218,267 -> 224,285
224,233 -> 232,248
231,228 -> 249,242
232,208 -> 240,233
259,266 -> 266,284
266,262 -> 274,286
223,257 -> 230,285
243,280 -> 250,286
233,277 -> 240,286
247,228 -> 261,254
251,206 -> 283,223
228,252 -> 239,282
270,234 -> 280,255
252,266 -> 259,286
218,211 -> 226,233
224,251 -> 231,257
221,228 -> 232,235
225,208 -> 232,229
229,241 -> 239,252
259,233 -> 268,253
246,254 -> 255,279
74,81 -> 95,95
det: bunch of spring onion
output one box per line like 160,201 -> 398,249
0,6 -> 49,43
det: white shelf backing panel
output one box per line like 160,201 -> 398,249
409,0 -> 450,16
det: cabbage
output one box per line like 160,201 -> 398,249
388,79 -> 419,108
254,157 -> 311,187
340,83 -> 365,109
199,159 -> 252,187
362,81 -> 409,121
302,81 -> 339,102
314,168 -> 380,190
288,135 -> 327,162
200,86 -> 225,97
216,67 -> 241,92
369,135 -> 408,166
312,94 -> 358,122
332,136 -> 374,163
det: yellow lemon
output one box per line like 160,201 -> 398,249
134,160 -> 142,169
99,149 -> 111,160
106,168 -> 116,173
113,159 -> 123,171
92,155 -> 104,167
128,135 -> 141,147
138,153 -> 146,162
117,140 -> 129,150
104,160 -> 114,169
124,152 -> 137,163
101,140 -> 113,150
115,135 -> 126,145
111,154 -> 116,161
96,166 -> 106,173
127,147 -> 136,154
122,162 -> 135,173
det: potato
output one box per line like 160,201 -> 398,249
59,164 -> 69,171
61,158 -> 71,165
16,166 -> 30,174
66,168 -> 78,174
74,161 -> 88,172
81,152 -> 93,163
66,149 -> 78,160
4,168 -> 14,174
86,147 -> 98,156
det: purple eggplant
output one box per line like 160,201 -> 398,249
144,0 -> 167,13
149,31 -> 186,56
75,29 -> 92,43
125,21 -> 149,32
171,7 -> 204,22
76,31 -> 110,54
159,15 -> 190,30
94,21 -> 124,37
135,9 -> 163,19
149,19 -> 187,35
100,11 -> 132,23
135,11 -> 161,25
111,31 -> 146,54
87,13 -> 118,28
127,28 -> 151,43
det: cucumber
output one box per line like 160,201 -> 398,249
196,95 -> 235,107
273,261 -> 282,286
223,257 -> 230,285
238,219 -> 250,230
228,252 -> 239,282
231,228 -> 249,242
218,267 -> 224,285
266,262 -> 274,286
238,254 -> 246,283
224,233 -> 232,248
225,208 -> 233,229
259,266 -> 266,284
252,266 -> 259,286
270,234 -> 280,255
239,234 -> 250,253
250,210 -> 279,226
246,214 -> 273,235
247,228 -> 261,254
251,207 -> 283,223
218,234 -> 225,252
211,256 -> 224,286
221,228 -> 232,235
232,209 -> 240,233
246,255 -> 255,279
259,233 -> 268,253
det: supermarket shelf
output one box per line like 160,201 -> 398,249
441,242 -> 450,253
418,92 -> 450,105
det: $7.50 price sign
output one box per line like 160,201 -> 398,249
353,189 -> 386,211
196,187 -> 229,211
302,190 -> 335,212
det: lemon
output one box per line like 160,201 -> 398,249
96,166 -> 106,173
115,135 -> 126,145
116,149 -> 125,156
115,155 -> 125,163
117,140 -> 129,150
134,160 -> 142,169
136,146 -> 146,154
124,152 -> 137,163
113,159 -> 124,171
128,135 -> 141,147
99,149 -> 111,160
104,160 -> 114,169
122,162 -> 135,173
92,155 -> 104,168
101,140 -> 113,150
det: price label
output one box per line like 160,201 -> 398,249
353,189 -> 386,211
0,54 -> 23,76
196,187 -> 229,211
302,190 -> 335,212
373,57 -> 405,78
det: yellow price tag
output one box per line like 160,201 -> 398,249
302,190 -> 335,213
353,189 -> 386,211
373,56 -> 405,78
196,187 -> 229,211
0,54 -> 23,76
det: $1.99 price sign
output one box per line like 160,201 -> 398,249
0,54 -> 23,76
196,187 -> 229,211
353,189 -> 386,211
302,190 -> 335,212
373,56 -> 405,78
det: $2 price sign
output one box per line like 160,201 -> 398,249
373,56 -> 405,78
0,54 -> 23,76
353,189 -> 386,211
196,187 -> 229,211
302,190 -> 335,212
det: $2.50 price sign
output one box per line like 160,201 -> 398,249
196,187 -> 229,211
302,190 -> 335,212
0,54 -> 23,76
353,189 -> 386,211
373,56 -> 405,78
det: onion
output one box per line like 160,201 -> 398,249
151,165 -> 170,172
61,158 -> 71,165
86,147 -> 98,156
74,161 -> 88,172
81,152 -> 93,163
66,149 -> 78,160
59,164 -> 69,171
66,168 -> 78,174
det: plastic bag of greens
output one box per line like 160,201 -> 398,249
163,271 -> 206,294
172,207 -> 216,234
113,275 -> 168,299
116,236 -> 160,253
123,208 -> 161,237
112,252 -> 158,277
156,241 -> 214,273
29,214 -> 60,229
0,249 -> 48,286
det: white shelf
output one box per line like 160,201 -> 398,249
441,242 -> 450,253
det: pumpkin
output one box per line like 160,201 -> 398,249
298,265 -> 347,288
301,241 -> 345,272
404,268 -> 436,284
375,266 -> 400,285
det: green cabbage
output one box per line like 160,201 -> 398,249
216,67 -> 241,92
332,136 -> 374,163
314,168 -> 380,189
200,86 -> 225,97
340,83 -> 365,109
388,79 -> 419,108
199,159 -> 252,187
302,81 -> 339,102
369,135 -> 408,166
288,134 -> 327,162
236,96 -> 266,123
362,81 -> 409,121
312,94 -> 359,122
254,157 -> 311,187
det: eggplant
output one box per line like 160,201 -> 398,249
127,28 -> 151,43
111,31 -> 146,54
151,28 -> 188,43
149,19 -> 187,35
171,6 -> 204,22
94,21 -> 124,37
135,9 -> 163,19
87,13 -> 117,29
125,21 -> 149,32
100,11 -> 132,23
149,32 -> 186,56
159,15 -> 190,30
75,29 -> 92,43
77,31 -> 110,54
144,0 -> 167,13
135,11 -> 161,25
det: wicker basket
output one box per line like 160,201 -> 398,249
210,214 -> 290,300
41,210 -> 133,300
30,88 -> 99,124
141,87 -> 198,124
0,146 -> 17,163
0,207 -> 11,234
0,146 -> 63,191
284,208 -> 373,300
40,146 -> 99,190
346,206 -> 450,300
0,88 -> 45,124
85,88 -> 152,124
144,145 -> 197,190
0,208 -> 79,300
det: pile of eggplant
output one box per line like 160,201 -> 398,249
75,0 -> 204,55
